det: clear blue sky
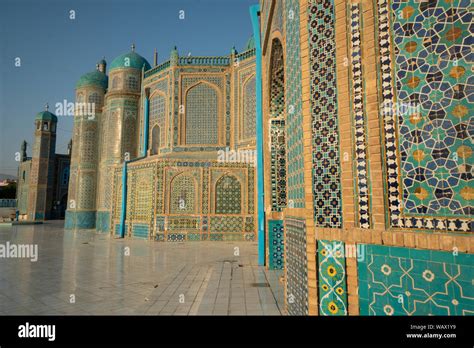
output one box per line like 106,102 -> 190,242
0,0 -> 257,176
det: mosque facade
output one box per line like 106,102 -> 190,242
16,0 -> 473,316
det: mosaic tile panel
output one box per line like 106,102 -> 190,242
202,168 -> 209,214
215,175 -> 241,214
318,240 -> 348,316
149,93 -> 166,151
175,71 -> 227,148
285,218 -> 308,315
248,167 -> 255,214
233,63 -> 255,144
210,216 -> 243,232
168,217 -> 200,230
285,0 -> 306,208
245,217 -> 254,232
348,3 -> 371,229
167,233 -> 186,242
268,220 -> 284,270
243,76 -> 256,140
308,0 -> 342,228
132,224 -> 149,239
270,38 -> 285,119
270,119 -> 287,211
169,174 -> 196,214
375,0 -> 473,232
185,82 -> 219,145
358,244 -> 474,315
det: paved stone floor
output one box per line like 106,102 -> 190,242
0,221 -> 285,315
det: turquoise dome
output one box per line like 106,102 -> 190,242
245,36 -> 255,50
35,111 -> 58,122
109,51 -> 151,71
76,70 -> 108,89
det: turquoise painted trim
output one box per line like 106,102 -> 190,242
119,162 -> 127,238
143,96 -> 150,156
250,4 -> 265,266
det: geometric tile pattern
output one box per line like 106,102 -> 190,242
284,0 -> 306,208
169,174 -> 196,214
308,0 -> 342,228
243,75 -> 256,140
270,39 -> 285,120
269,37 -> 287,212
270,119 -> 287,211
215,175 -> 241,214
358,244 -> 474,315
268,219 -> 284,270
317,240 -> 348,316
210,216 -> 243,232
185,82 -> 219,145
348,3 -> 371,229
285,218 -> 308,315
149,93 -> 166,151
375,0 -> 473,231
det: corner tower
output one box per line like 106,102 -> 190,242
65,60 -> 108,229
96,45 -> 150,233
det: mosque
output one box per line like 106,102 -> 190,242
16,0 -> 473,317
63,40 -> 257,242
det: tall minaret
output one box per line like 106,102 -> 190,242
28,104 -> 57,220
96,44 -> 150,233
65,59 -> 107,229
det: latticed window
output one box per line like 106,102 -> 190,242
170,174 -> 196,214
243,76 -> 256,140
215,175 -> 241,214
112,76 -> 121,89
88,92 -> 101,105
185,83 -> 219,145
127,75 -> 139,90
149,94 -> 166,151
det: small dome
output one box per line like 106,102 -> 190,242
35,111 -> 58,123
109,51 -> 151,71
245,36 -> 255,50
76,70 -> 108,90
98,58 -> 107,65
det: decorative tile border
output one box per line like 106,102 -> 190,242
318,240 -> 348,316
374,0 -> 472,232
285,0 -> 306,208
268,219 -> 284,270
348,3 -> 371,229
270,119 -> 287,211
308,0 -> 342,228
358,244 -> 474,315
285,217 -> 308,315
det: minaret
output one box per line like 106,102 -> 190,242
65,60 -> 107,229
95,45 -> 151,233
28,103 -> 57,220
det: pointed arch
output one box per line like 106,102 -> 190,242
242,74 -> 257,140
149,90 -> 167,153
215,174 -> 242,214
169,173 -> 197,214
151,124 -> 160,155
183,81 -> 221,146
